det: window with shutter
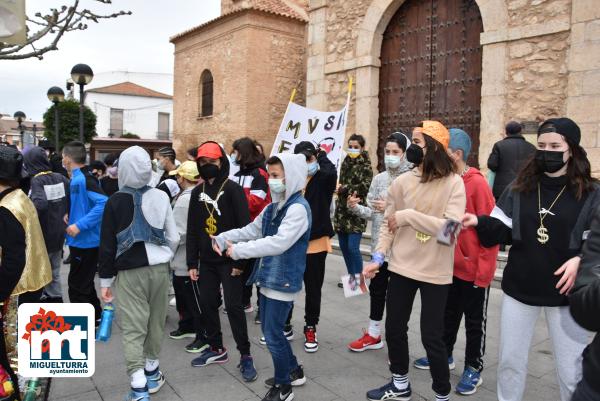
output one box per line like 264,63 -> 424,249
200,70 -> 214,117
109,108 -> 124,137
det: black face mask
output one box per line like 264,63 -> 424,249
198,163 -> 220,180
405,143 -> 424,165
535,150 -> 567,173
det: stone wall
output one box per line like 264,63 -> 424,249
172,10 -> 306,158
307,0 -> 600,173
567,0 -> 600,173
506,32 -> 570,121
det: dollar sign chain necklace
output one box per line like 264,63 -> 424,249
537,182 -> 567,244
203,179 -> 229,236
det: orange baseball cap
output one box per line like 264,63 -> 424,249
422,120 -> 450,150
196,142 -> 222,160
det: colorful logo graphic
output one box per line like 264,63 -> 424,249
18,303 -> 95,377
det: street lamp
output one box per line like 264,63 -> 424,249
47,86 -> 65,151
13,111 -> 25,147
70,63 -> 94,142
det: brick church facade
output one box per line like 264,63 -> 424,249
172,0 -> 600,171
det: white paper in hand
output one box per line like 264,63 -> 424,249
341,273 -> 369,298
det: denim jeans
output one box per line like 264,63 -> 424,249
260,294 -> 298,385
337,232 -> 363,275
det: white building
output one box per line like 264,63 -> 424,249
83,72 -> 173,140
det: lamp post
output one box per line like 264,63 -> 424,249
70,63 -> 94,142
13,111 -> 25,147
47,86 -> 65,151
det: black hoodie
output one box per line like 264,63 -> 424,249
23,146 -> 70,253
186,142 -> 250,269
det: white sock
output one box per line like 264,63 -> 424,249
131,369 -> 147,389
435,393 -> 450,401
392,373 -> 409,390
145,359 -> 159,372
368,320 -> 382,338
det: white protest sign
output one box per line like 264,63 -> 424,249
272,80 -> 352,169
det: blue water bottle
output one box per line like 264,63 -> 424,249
96,303 -> 115,342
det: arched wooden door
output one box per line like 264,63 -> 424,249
378,0 -> 483,168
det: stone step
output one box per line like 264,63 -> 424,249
331,238 -> 507,287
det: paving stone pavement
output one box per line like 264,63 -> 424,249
49,254 -> 561,401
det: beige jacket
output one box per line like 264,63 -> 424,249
375,170 -> 466,285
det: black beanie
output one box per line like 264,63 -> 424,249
538,117 -> 581,146
294,141 -> 317,159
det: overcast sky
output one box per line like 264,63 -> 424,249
0,0 -> 220,121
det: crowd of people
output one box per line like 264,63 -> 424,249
0,118 -> 599,401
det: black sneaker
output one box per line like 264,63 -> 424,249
264,365 -> 306,388
366,381 -> 412,401
185,338 -> 209,353
254,310 -> 261,325
262,384 -> 293,401
169,329 -> 196,340
284,325 -> 294,340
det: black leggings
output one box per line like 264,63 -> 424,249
285,251 -> 328,327
369,261 -> 390,321
386,272 -> 451,396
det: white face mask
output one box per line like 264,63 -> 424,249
268,178 -> 286,194
307,161 -> 318,176
384,155 -> 401,169
230,152 -> 239,166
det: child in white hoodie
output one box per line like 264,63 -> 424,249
99,146 -> 179,401
213,153 -> 312,401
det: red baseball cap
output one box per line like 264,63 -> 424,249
196,142 -> 222,160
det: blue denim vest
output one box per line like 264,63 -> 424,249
248,191 -> 312,293
116,186 -> 167,258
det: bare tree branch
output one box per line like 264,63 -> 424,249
0,0 -> 131,60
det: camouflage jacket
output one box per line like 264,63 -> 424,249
334,151 -> 373,233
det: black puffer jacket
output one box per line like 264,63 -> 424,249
570,207 -> 600,394
487,135 -> 535,199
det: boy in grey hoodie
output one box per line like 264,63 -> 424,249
99,146 -> 179,401
168,161 -> 207,354
213,153 -> 312,401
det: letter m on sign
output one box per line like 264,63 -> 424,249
30,326 -> 88,360
286,120 -> 301,139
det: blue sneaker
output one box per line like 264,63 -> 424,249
125,386 -> 149,401
145,368 -> 165,394
413,356 -> 455,370
366,381 -> 412,401
191,347 -> 229,367
238,355 -> 258,382
456,366 -> 483,395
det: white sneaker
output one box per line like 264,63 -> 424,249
169,297 -> 176,307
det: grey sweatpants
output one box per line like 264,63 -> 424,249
42,251 -> 63,299
498,294 -> 591,401
114,263 -> 170,376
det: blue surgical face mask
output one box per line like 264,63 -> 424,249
307,161 -> 319,176
268,178 -> 286,194
230,152 -> 239,166
384,155 -> 401,169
